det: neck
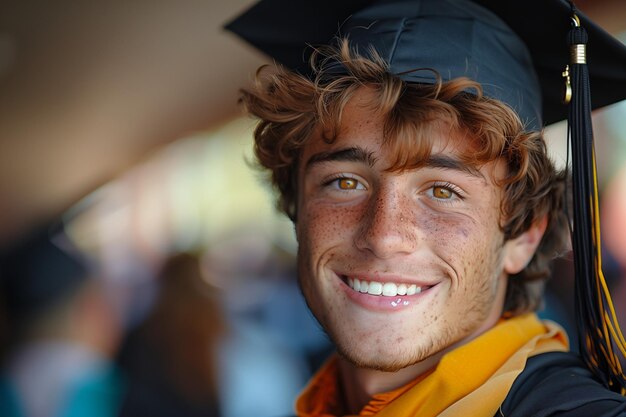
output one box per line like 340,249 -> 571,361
337,351 -> 444,414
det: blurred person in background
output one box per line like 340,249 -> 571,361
117,251 -> 308,417
117,253 -> 224,417
0,226 -> 124,417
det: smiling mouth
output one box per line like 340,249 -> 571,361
342,276 -> 433,297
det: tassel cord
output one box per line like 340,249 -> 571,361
568,21 -> 626,393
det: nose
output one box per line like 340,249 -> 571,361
354,186 -> 419,259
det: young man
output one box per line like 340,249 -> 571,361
229,0 -> 626,415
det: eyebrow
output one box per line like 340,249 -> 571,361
304,146 -> 485,179
425,155 -> 485,179
305,147 -> 378,172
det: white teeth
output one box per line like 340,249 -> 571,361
382,282 -> 397,296
397,283 -> 407,295
347,277 -> 423,297
367,281 -> 383,295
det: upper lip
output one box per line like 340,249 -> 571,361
336,271 -> 441,288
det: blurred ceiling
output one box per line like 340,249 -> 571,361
0,0 -> 625,244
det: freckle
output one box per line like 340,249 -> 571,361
396,336 -> 404,344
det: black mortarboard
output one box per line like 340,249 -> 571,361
226,0 -> 626,394
226,0 -> 626,129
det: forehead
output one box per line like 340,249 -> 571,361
302,86 -> 479,167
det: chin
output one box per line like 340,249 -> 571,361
329,318 -> 474,373
332,335 -> 436,372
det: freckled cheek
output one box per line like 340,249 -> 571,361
297,203 -> 364,252
413,212 -> 475,252
414,211 -> 496,278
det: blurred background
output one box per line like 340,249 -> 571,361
0,0 -> 625,416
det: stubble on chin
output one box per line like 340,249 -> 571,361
326,322 -> 455,373
334,342 -> 437,372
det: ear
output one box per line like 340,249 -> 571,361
502,215 -> 548,275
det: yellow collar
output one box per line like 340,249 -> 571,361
296,313 -> 568,417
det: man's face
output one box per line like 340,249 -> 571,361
295,87 -> 522,371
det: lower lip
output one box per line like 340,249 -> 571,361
337,275 -> 437,312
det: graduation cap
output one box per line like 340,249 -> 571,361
226,0 -> 626,393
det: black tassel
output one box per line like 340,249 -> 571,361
567,10 -> 626,394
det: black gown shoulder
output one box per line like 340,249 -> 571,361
499,351 -> 626,417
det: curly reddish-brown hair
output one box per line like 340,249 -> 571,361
240,40 -> 569,315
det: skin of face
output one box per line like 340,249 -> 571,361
295,87 -> 540,376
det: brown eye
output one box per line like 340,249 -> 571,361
432,186 -> 453,199
338,178 -> 359,190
